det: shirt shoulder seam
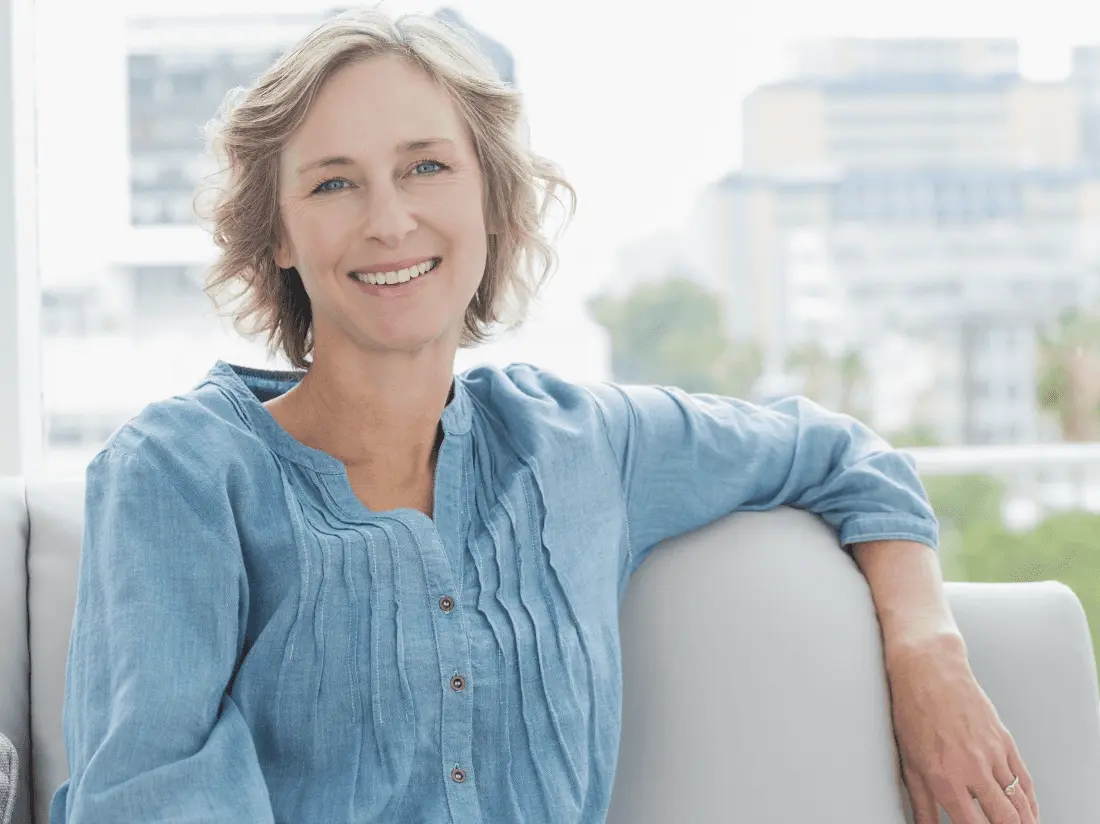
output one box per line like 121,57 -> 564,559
582,383 -> 637,577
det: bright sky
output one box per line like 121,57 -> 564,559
39,0 -> 1095,310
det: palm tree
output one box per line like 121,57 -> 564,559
1036,308 -> 1100,442
712,340 -> 763,399
837,349 -> 870,420
785,343 -> 870,419
785,342 -> 833,404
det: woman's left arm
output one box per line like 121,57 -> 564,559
854,540 -> 1041,824
586,382 -> 940,572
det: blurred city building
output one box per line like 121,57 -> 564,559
1074,45 -> 1100,164
689,38 -> 1100,445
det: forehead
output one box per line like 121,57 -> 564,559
282,55 -> 468,166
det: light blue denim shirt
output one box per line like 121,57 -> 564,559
51,360 -> 938,824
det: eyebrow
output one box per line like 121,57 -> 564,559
294,138 -> 456,177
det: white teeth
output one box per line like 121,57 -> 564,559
352,258 -> 438,286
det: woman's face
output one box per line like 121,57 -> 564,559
275,56 -> 489,358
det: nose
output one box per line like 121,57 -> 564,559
360,182 -> 416,247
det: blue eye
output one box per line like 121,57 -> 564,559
412,159 -> 448,176
312,178 -> 351,194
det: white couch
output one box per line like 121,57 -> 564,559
2,477 -> 1099,823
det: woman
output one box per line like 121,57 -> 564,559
52,8 -> 1040,824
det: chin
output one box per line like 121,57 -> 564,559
364,324 -> 454,355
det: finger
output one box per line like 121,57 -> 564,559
902,763 -> 940,824
927,772 -> 987,824
973,767 -> 1024,824
994,758 -> 1037,824
1006,738 -> 1041,821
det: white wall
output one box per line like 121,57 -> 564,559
35,0 -> 130,287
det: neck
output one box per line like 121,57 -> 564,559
271,339 -> 456,484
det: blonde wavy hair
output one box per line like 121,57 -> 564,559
196,6 -> 575,368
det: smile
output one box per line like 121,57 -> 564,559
348,257 -> 441,286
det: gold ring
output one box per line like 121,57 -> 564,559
1004,775 -> 1020,796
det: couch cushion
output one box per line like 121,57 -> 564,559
0,478 -> 30,824
26,479 -> 83,824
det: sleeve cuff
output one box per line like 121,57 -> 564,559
839,513 -> 940,552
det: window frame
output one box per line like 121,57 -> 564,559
0,0 -> 42,475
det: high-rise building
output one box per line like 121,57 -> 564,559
1073,45 -> 1100,165
694,39 -> 1100,444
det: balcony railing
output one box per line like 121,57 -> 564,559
906,442 -> 1100,531
906,442 -> 1100,475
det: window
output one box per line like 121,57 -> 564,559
6,0 -> 1098,473
1,0 -> 40,472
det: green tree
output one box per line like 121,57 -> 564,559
785,341 -> 832,403
837,350 -> 869,418
945,511 -> 1100,678
923,474 -> 1006,535
915,473 -> 1007,562
888,424 -> 942,448
1037,307 -> 1100,441
587,276 -> 761,397
784,341 -> 870,419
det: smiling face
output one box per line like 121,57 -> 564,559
274,55 -> 489,359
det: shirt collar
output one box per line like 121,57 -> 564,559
208,358 -> 472,445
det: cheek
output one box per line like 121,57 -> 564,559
430,182 -> 488,238
452,204 -> 490,261
294,205 -> 357,257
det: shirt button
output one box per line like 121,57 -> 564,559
451,766 -> 467,783
439,595 -> 455,613
450,675 -> 467,691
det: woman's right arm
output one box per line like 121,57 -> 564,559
51,446 -> 276,823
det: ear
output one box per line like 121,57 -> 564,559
485,209 -> 505,237
274,239 -> 293,270
481,189 -> 504,236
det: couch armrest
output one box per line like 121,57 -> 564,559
609,507 -> 1100,824
943,581 -> 1100,823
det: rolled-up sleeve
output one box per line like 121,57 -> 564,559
50,447 -> 275,823
587,384 -> 939,576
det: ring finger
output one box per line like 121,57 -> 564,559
986,761 -> 1037,824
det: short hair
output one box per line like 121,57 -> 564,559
196,6 -> 575,368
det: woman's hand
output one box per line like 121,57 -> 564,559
886,636 -> 1041,824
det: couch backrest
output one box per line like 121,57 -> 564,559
25,482 -> 83,824
0,479 -> 83,824
0,479 -> 30,824
609,507 -> 914,823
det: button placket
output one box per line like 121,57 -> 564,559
424,440 -> 478,818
